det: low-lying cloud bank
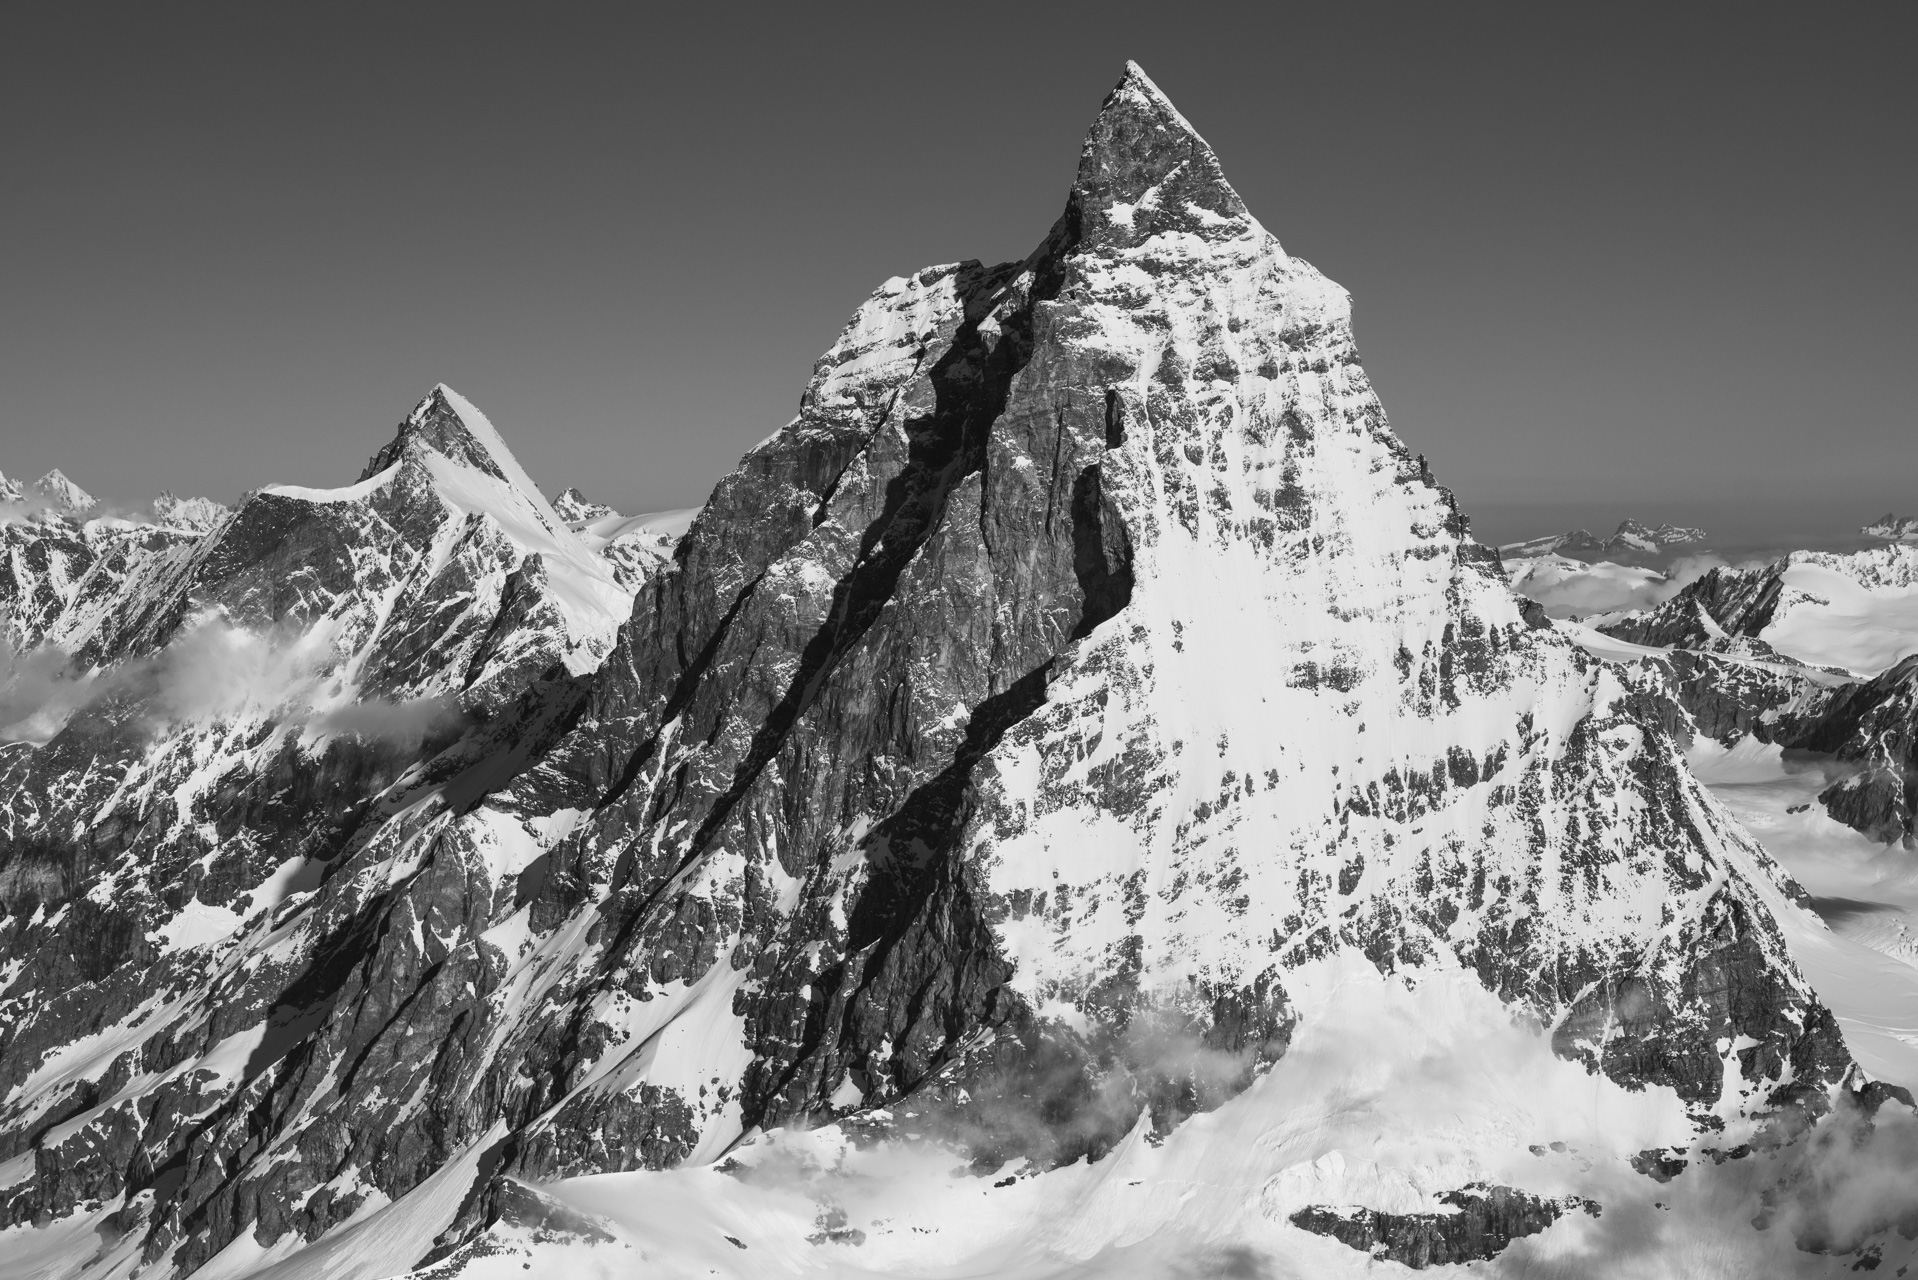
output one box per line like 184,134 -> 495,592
1507,553 -> 1776,621
0,616 -> 466,747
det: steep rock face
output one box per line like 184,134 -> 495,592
1799,655 -> 1918,844
0,64 -> 1896,1279
1290,1183 -> 1599,1269
2,518 -> 199,659
1603,563 -> 1789,649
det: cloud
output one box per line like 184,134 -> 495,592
0,638 -> 96,744
0,615 -> 470,747
1765,1095 -> 1918,1255
1508,553 -> 1776,621
307,695 -> 468,750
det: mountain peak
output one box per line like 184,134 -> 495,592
152,490 -> 229,533
552,486 -> 617,524
1072,61 -> 1253,249
360,384 -> 513,484
1864,513 -> 1918,540
32,468 -> 96,514
352,384 -> 588,554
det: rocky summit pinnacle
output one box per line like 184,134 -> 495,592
361,383 -> 513,482
0,63 -> 1910,1279
1071,60 -> 1253,249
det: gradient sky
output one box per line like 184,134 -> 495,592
2,3 -> 1912,540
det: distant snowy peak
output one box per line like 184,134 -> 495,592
560,496 -> 698,591
1501,518 -> 1706,561
0,466 -> 98,516
553,485 -> 617,523
1610,517 -> 1705,551
1864,513 -> 1918,541
269,383 -> 637,665
30,468 -> 96,514
357,384 -> 575,535
1498,528 -> 1606,559
151,490 -> 229,532
362,383 -> 513,485
3,468 -> 228,533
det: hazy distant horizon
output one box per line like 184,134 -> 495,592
1465,499 -> 1903,560
4,409 -> 1901,565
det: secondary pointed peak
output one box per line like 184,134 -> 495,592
361,384 -> 511,485
357,383 -> 572,533
1072,62 -> 1253,248
32,468 -> 97,513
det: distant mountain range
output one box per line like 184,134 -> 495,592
0,467 -> 99,516
1863,513 -> 1918,541
1499,517 -> 1708,562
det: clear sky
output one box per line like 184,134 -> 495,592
2,2 -> 1912,537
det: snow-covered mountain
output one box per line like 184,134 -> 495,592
1863,514 -> 1918,542
1592,543 -> 1918,847
0,468 -> 100,518
28,469 -> 98,517
2,63 -> 1914,1280
150,492 -> 230,534
1501,519 -> 1707,565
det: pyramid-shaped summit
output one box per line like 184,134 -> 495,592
1071,61 -> 1255,249
362,383 -> 517,485
0,63 -> 1901,1280
31,467 -> 96,513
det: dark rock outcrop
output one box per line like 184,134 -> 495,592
1290,1184 -> 1599,1268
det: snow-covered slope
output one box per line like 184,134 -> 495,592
2,63 -> 1913,1280
151,493 -> 230,534
549,490 -> 694,591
